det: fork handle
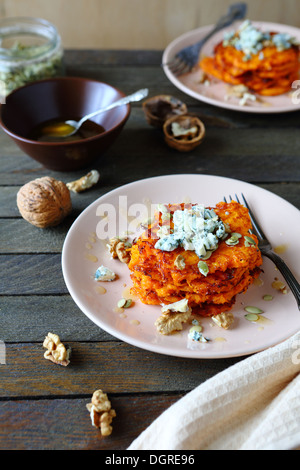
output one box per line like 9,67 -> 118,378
263,251 -> 300,310
194,5 -> 247,48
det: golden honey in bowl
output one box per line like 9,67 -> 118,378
28,118 -> 106,142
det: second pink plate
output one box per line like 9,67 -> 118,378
162,21 -> 300,113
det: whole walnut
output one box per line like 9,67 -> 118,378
17,176 -> 72,228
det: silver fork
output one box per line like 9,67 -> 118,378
224,194 -> 300,310
163,3 -> 247,76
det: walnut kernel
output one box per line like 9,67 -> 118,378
107,237 -> 131,263
43,332 -> 71,366
211,312 -> 235,330
66,170 -> 100,193
91,389 -> 112,412
86,390 -> 116,436
153,299 -> 193,335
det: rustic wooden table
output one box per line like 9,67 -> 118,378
0,50 -> 299,451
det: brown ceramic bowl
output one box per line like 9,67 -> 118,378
0,77 -> 131,171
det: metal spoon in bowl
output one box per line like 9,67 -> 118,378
62,88 -> 149,137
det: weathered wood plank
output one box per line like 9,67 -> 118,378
0,219 -> 72,253
0,123 -> 300,184
0,254 -> 67,294
0,295 -> 113,342
0,342 -> 242,398
0,393 -> 182,450
105,126 -> 300,182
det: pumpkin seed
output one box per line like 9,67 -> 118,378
244,306 -> 264,314
198,260 -> 209,276
263,294 -> 273,301
117,298 -> 127,308
231,232 -> 242,238
244,313 -> 259,322
244,236 -> 256,247
124,299 -> 133,308
174,254 -> 186,270
225,232 -> 242,246
199,250 -> 213,260
225,239 -> 239,246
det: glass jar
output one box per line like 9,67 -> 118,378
0,17 -> 64,97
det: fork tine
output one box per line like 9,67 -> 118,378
163,4 -> 248,76
223,193 -> 265,240
166,57 -> 191,76
224,193 -> 300,310
174,62 -> 191,75
240,193 -> 268,240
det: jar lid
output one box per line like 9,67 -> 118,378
0,17 -> 62,64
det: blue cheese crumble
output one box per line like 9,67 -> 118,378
223,20 -> 299,59
94,265 -> 116,281
188,325 -> 210,343
154,204 -> 228,266
161,298 -> 190,313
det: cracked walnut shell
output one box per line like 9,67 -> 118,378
17,176 -> 72,228
163,114 -> 205,152
143,95 -> 188,128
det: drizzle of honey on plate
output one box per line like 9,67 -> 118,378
95,285 -> 106,295
274,244 -> 288,255
246,314 -> 273,325
84,253 -> 98,263
122,285 -> 138,301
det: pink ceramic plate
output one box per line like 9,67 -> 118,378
62,175 -> 300,358
162,22 -> 300,113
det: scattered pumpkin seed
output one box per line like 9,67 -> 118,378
124,299 -> 133,308
225,232 -> 242,246
198,260 -> 209,276
245,313 -> 259,322
117,298 -> 127,308
174,254 -> 186,270
199,250 -> 213,260
117,298 -> 133,309
244,236 -> 256,247
263,294 -> 273,301
244,306 -> 264,314
225,239 -> 239,246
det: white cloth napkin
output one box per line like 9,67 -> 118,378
128,331 -> 300,450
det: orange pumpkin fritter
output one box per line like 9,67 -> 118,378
128,201 -> 263,318
199,21 -> 300,96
